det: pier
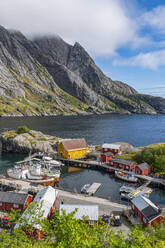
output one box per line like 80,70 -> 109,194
0,177 -> 44,194
58,158 -> 165,186
86,183 -> 102,196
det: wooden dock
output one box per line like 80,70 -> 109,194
58,158 -> 165,186
15,155 -> 165,187
0,177 -> 44,194
86,183 -> 102,196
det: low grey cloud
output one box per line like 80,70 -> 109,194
0,0 -> 148,56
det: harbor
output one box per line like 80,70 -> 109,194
0,147 -> 165,208
58,158 -> 165,187
0,118 -> 165,231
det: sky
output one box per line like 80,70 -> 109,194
0,0 -> 165,96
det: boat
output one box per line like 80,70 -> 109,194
119,185 -> 135,194
115,171 -> 138,183
81,184 -> 91,194
7,158 -> 61,186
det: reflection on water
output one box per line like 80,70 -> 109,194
68,167 -> 82,173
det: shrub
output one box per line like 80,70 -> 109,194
17,125 -> 30,134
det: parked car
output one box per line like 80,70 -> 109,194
110,214 -> 122,226
102,214 -> 122,226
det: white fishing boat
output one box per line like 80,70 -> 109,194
7,158 -> 61,186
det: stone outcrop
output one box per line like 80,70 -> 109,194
0,129 -> 59,153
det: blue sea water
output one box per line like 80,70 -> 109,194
0,114 -> 165,205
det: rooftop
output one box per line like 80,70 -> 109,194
15,186 -> 58,229
110,157 -> 134,166
131,195 -> 161,221
137,163 -> 150,171
102,144 -> 121,149
60,138 -> 87,151
60,204 -> 98,221
0,191 -> 29,205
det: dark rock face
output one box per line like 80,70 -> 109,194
136,94 -> 165,114
0,25 -> 164,115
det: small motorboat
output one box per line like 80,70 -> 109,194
81,184 -> 91,194
115,171 -> 138,183
119,185 -> 135,194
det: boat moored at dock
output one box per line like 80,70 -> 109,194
115,171 -> 138,183
7,158 -> 61,186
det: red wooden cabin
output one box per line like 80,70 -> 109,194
135,163 -> 151,175
100,152 -> 113,163
131,195 -> 163,226
109,157 -> 136,171
0,192 -> 32,212
15,186 -> 58,239
102,144 -> 121,155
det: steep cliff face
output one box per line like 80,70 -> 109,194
0,25 -> 164,115
0,26 -> 89,116
34,37 -> 157,114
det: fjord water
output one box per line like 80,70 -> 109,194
0,114 -> 165,205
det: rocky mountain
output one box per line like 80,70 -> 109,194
0,25 -> 165,116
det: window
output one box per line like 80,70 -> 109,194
0,202 -> 2,206
13,204 -> 19,208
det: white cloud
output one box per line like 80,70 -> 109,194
113,49 -> 165,70
0,0 -> 146,56
141,5 -> 165,33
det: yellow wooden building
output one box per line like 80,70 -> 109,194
57,138 -> 88,159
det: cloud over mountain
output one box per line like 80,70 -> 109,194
0,0 -> 146,56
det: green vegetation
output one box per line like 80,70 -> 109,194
0,205 -> 165,248
134,145 -> 165,173
1,67 -> 91,116
17,126 -> 30,134
116,152 -> 136,161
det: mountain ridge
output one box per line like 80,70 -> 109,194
0,25 -> 165,116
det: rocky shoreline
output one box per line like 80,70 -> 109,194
1,127 -> 164,155
0,128 -> 59,154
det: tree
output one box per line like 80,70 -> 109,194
0,206 -> 164,248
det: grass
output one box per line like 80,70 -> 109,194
1,67 -> 92,116
2,130 -> 17,139
115,153 -> 136,161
